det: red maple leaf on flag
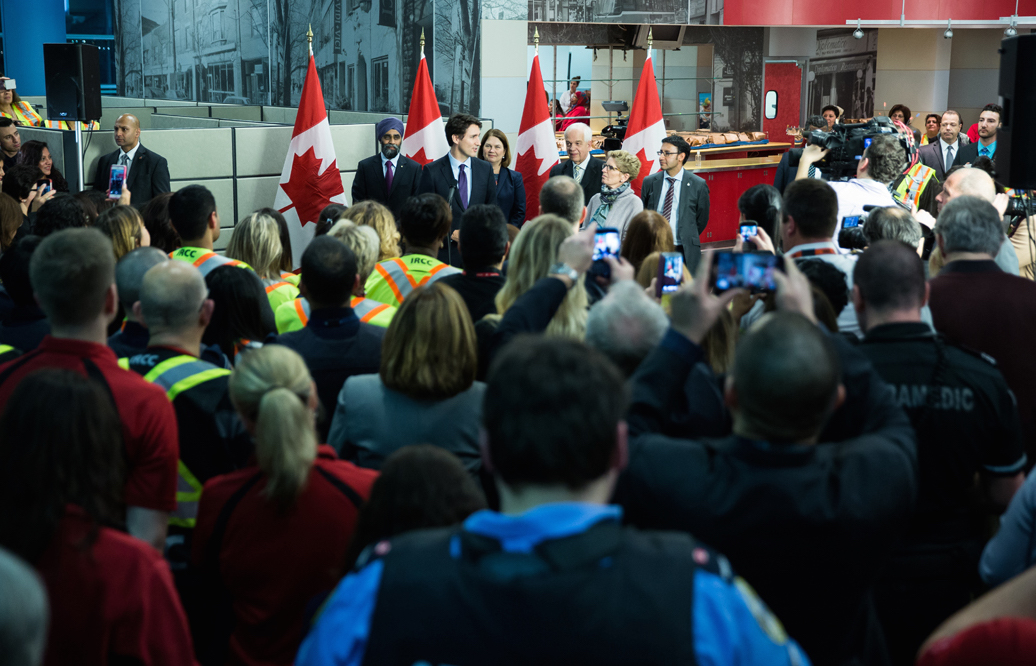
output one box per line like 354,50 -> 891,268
278,147 -> 344,226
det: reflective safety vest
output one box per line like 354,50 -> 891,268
894,162 -> 938,209
280,271 -> 301,287
170,247 -> 253,277
262,276 -> 300,312
142,354 -> 232,528
0,344 -> 20,362
365,255 -> 461,308
275,296 -> 396,333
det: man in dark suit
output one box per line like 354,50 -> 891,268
350,117 -> 421,220
548,122 -> 603,204
92,114 -> 170,205
918,110 -> 967,182
953,103 -> 1001,168
639,135 -> 709,272
418,113 -> 497,267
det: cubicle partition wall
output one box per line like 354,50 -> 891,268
21,123 -> 376,251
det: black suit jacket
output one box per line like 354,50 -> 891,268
418,154 -> 497,267
549,156 -> 603,205
952,141 -> 996,169
918,136 -> 966,182
640,170 -> 710,273
351,154 -> 422,221
93,144 -> 171,205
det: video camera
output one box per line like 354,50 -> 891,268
806,116 -> 911,181
837,211 -> 869,252
601,100 -> 629,151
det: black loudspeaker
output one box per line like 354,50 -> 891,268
43,43 -> 102,123
997,34 -> 1036,189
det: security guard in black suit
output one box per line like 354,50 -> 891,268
92,114 -> 171,205
853,241 -> 1026,666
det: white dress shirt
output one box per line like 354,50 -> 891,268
939,137 -> 957,172
571,155 -> 592,185
655,168 -> 684,238
381,152 -> 400,178
448,152 -> 472,203
118,142 -> 140,179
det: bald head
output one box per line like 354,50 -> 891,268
138,260 -> 209,332
115,246 -> 168,313
114,114 -> 141,152
539,175 -> 585,226
944,168 -> 996,205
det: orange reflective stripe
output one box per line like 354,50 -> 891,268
375,263 -> 407,305
192,252 -> 216,268
359,303 -> 390,323
265,281 -> 291,294
392,259 -> 419,288
294,299 -> 309,326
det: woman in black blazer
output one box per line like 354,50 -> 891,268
478,129 -> 526,227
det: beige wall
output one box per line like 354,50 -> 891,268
947,29 -> 1004,128
873,29 -> 952,128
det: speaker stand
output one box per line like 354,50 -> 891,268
74,123 -> 84,192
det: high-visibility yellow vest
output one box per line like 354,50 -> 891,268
894,162 -> 938,209
275,296 -> 396,333
170,247 -> 253,277
140,354 -> 232,528
262,276 -> 301,312
364,255 -> 460,308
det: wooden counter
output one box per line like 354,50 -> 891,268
683,156 -> 783,244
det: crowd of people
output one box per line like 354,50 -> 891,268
0,102 -> 1035,666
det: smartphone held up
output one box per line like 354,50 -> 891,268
108,165 -> 126,200
590,228 -> 620,281
655,252 -> 684,298
710,251 -> 785,294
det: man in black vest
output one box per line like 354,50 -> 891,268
92,114 -> 171,205
350,117 -> 422,221
419,113 -> 497,268
296,332 -> 808,665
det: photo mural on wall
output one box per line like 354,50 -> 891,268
111,0 -> 449,114
807,28 -> 877,120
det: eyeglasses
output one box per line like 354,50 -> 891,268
601,164 -> 617,172
657,150 -> 678,157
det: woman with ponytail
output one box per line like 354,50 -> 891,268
190,345 -> 378,666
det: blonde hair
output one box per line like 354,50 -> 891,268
492,214 -> 588,339
380,282 -> 477,399
96,205 -> 144,260
226,211 -> 283,280
608,150 -> 642,181
345,200 -> 400,261
635,251 -> 693,294
328,220 -> 381,281
229,346 -> 317,507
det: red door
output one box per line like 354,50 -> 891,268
762,61 -> 802,141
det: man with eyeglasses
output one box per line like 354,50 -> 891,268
640,135 -> 710,272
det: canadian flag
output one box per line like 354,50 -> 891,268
402,52 -> 449,165
622,50 -> 667,196
516,55 -> 560,224
274,51 -> 346,267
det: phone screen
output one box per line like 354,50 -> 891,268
108,165 -> 127,199
711,252 -> 784,293
36,179 -> 52,195
656,252 -> 684,296
739,223 -> 758,242
592,229 -> 620,262
841,215 -> 861,229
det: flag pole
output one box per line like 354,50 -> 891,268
420,28 -> 425,57
307,24 -> 313,56
534,26 -> 539,55
647,27 -> 652,59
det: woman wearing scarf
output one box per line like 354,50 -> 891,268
585,150 -> 643,241
560,91 -> 590,132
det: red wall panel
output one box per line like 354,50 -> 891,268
726,0 -> 1035,25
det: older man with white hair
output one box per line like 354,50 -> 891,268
549,122 -> 603,204
585,280 -> 669,377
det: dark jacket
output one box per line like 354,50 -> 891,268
952,140 -> 996,168
436,270 -> 505,324
616,329 -> 918,666
919,136 -> 967,182
639,170 -> 710,273
493,167 -> 527,227
92,144 -> 171,205
418,155 -> 497,268
0,305 -> 49,352
274,307 -> 384,442
350,154 -> 423,221
549,156 -> 603,205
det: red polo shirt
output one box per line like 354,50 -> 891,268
191,446 -> 377,666
0,336 -> 179,511
36,505 -> 198,666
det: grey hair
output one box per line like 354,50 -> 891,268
115,246 -> 169,312
564,122 -> 593,144
0,546 -> 48,666
328,220 -> 381,281
864,206 -> 923,248
934,196 -> 1005,257
539,176 -> 584,225
585,280 -> 669,377
139,261 -> 209,331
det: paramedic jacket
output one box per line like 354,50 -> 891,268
295,502 -> 811,666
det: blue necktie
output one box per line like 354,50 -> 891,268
980,146 -> 990,158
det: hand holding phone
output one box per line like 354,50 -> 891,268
589,228 -> 620,281
710,251 -> 785,294
656,252 -> 684,298
36,179 -> 52,196
739,221 -> 758,242
108,165 -> 127,200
